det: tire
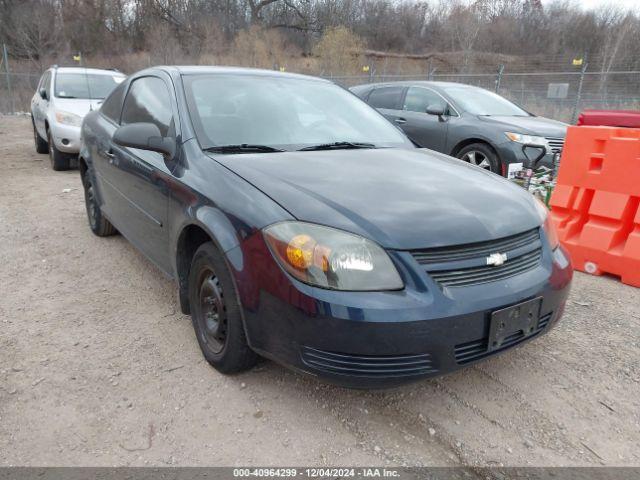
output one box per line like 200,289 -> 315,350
33,121 -> 48,154
457,143 -> 502,175
47,130 -> 71,171
189,242 -> 257,374
81,167 -> 117,237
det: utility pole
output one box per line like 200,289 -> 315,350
495,64 -> 504,93
572,57 -> 588,124
3,43 -> 14,113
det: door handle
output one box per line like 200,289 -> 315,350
395,118 -> 407,125
101,150 -> 116,163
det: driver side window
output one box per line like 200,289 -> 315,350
403,87 -> 447,114
121,77 -> 174,137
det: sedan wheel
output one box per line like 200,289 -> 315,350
86,183 -> 99,231
196,270 -> 227,354
463,150 -> 491,170
81,169 -> 117,237
188,242 -> 257,373
456,143 -> 501,174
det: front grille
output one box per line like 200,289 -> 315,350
411,228 -> 540,265
429,249 -> 542,287
545,137 -> 564,155
410,228 -> 543,288
454,312 -> 552,364
300,346 -> 437,377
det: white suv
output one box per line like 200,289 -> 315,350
31,66 -> 126,170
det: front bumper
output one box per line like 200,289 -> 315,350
235,235 -> 573,389
49,121 -> 81,154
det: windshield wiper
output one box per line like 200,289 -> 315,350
298,141 -> 377,151
204,144 -> 285,154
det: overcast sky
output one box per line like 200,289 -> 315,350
540,0 -> 639,11
434,0 -> 640,12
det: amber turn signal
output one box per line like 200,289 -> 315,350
285,234 -> 330,271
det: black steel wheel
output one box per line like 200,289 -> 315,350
196,270 -> 227,354
189,242 -> 257,373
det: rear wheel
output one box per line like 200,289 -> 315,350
47,130 -> 71,171
33,122 -> 48,154
81,167 -> 117,237
457,143 -> 501,174
189,242 -> 257,374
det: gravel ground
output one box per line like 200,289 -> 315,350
0,115 -> 639,468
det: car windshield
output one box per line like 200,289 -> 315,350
443,86 -> 530,116
183,74 -> 411,151
54,73 -> 125,99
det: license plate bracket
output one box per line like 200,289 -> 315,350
488,297 -> 542,351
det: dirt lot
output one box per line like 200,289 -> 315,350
0,115 -> 639,468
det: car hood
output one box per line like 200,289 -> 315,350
213,148 -> 541,250
479,115 -> 568,138
53,98 -> 103,118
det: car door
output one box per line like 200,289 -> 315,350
366,86 -> 406,127
90,80 -> 128,223
399,86 -> 451,152
30,73 -> 44,128
32,71 -> 50,138
109,75 -> 176,274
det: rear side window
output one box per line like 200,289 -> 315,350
367,86 -> 404,110
403,87 -> 446,113
100,82 -> 127,123
121,77 -> 173,137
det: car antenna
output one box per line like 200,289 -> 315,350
79,57 -> 94,111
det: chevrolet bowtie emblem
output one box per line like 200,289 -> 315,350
486,252 -> 508,266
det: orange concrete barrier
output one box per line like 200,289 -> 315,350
550,126 -> 640,287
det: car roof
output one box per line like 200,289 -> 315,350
150,65 -> 329,83
52,67 -> 125,76
351,81 -> 477,91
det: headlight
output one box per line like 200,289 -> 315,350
534,197 -> 560,249
263,222 -> 403,291
55,110 -> 82,127
505,132 -> 549,148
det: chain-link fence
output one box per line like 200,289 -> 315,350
0,72 -> 41,114
326,68 -> 640,123
2,47 -> 640,123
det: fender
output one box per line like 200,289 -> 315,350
171,204 -> 247,315
171,206 -> 241,274
449,135 -> 499,157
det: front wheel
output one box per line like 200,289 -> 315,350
47,130 -> 71,171
33,122 -> 48,154
457,143 -> 501,174
189,242 -> 257,374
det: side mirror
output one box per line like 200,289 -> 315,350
113,122 -> 175,157
39,88 -> 48,100
426,104 -> 445,116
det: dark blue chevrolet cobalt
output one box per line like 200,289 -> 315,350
79,66 -> 572,388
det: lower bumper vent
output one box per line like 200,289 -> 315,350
300,346 -> 437,377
